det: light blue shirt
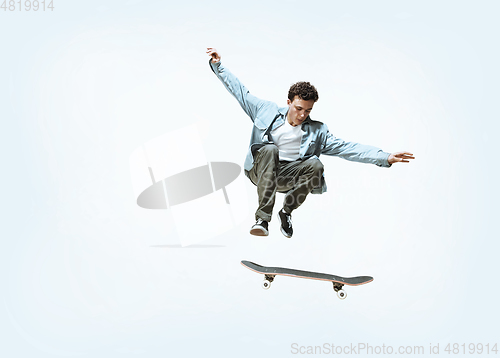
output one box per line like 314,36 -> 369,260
209,60 -> 391,194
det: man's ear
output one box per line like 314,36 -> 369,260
286,99 -> 291,105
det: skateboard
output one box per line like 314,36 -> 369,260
241,260 -> 373,300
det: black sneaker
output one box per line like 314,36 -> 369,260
277,209 -> 293,238
250,218 -> 269,236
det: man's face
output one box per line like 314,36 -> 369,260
286,96 -> 315,126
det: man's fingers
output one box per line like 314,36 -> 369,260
206,48 -> 218,55
396,152 -> 415,159
206,48 -> 220,62
388,151 -> 415,164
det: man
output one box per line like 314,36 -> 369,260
206,47 -> 414,238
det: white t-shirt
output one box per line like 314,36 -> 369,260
270,120 -> 303,161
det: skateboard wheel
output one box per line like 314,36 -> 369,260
337,289 -> 347,300
262,280 -> 271,290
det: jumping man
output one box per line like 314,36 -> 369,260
206,47 -> 414,238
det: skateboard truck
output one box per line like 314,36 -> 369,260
332,282 -> 347,300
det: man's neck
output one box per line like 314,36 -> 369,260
286,113 -> 296,126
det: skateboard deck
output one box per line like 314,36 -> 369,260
241,260 -> 373,299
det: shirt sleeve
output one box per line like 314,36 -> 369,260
321,124 -> 391,167
209,60 -> 270,122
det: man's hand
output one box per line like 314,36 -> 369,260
206,47 -> 221,63
388,152 -> 415,165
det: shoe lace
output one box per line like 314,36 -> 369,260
284,212 -> 292,227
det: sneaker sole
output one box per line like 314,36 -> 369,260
250,225 -> 269,236
277,213 -> 292,238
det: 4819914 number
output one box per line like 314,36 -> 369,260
1,0 -> 54,11
445,343 -> 498,355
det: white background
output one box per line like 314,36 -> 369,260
1,0 -> 499,357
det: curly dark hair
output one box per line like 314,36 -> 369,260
288,81 -> 319,102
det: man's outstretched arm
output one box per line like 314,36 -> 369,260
206,47 -> 270,121
321,125 -> 415,167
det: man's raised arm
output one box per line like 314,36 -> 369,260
206,47 -> 270,122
